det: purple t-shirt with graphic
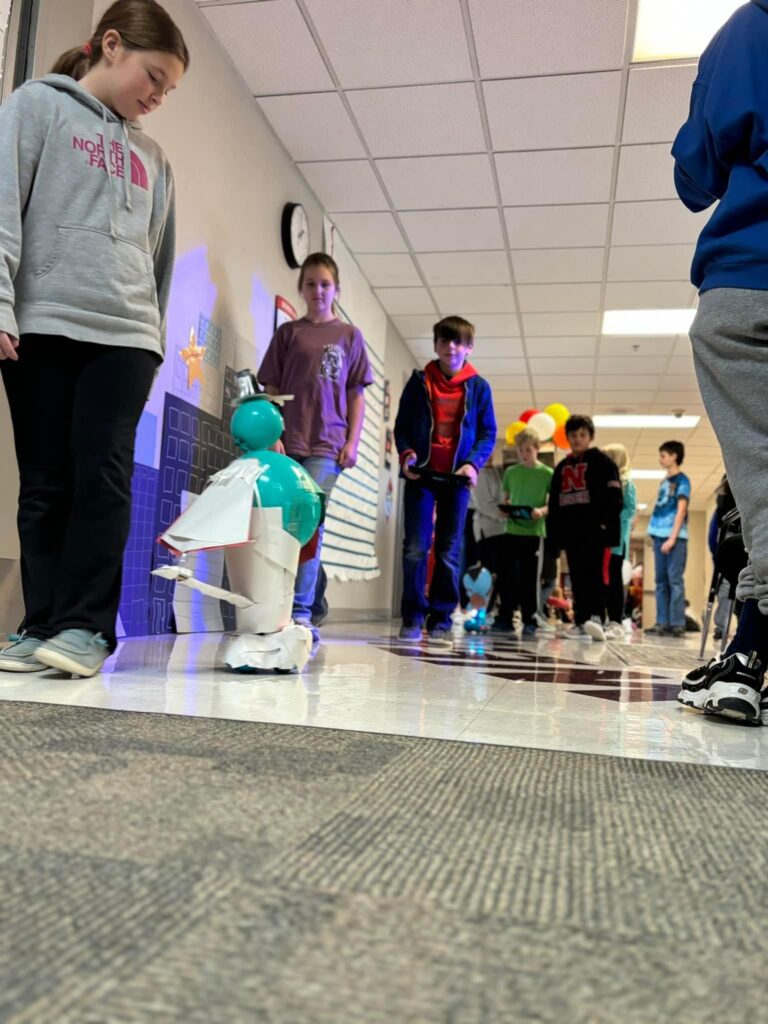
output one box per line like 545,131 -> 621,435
258,318 -> 374,458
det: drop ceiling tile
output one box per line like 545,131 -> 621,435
593,391 -> 657,405
608,245 -> 694,281
496,149 -> 614,205
331,212 -> 407,253
431,285 -> 516,314
531,375 -> 594,391
469,0 -> 628,77
595,374 -> 661,390
612,200 -> 707,245
257,94 -> 365,161
528,357 -> 595,375
517,283 -> 602,313
622,65 -> 698,144
304,0 -> 472,88
348,84 -> 485,157
467,338 -> 524,357
469,314 -> 521,337
616,144 -> 676,201
597,356 -> 664,375
393,315 -> 438,338
466,357 -> 528,374
599,337 -> 674,356
375,287 -> 437,315
401,209 -> 504,251
511,248 -> 604,284
356,254 -> 421,287
525,338 -> 597,357
505,205 -> 610,249
417,251 -> 511,286
203,2 -> 332,94
299,161 -> 389,211
406,339 -> 438,360
484,73 -> 621,151
523,312 -> 601,336
377,155 -> 497,209
674,337 -> 694,356
604,281 -> 696,308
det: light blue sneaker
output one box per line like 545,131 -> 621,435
35,629 -> 110,678
0,631 -> 45,672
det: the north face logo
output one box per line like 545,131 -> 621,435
72,134 -> 150,190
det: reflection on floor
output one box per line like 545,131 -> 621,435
1,621 -> 766,771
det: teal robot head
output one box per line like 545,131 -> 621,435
229,373 -> 323,546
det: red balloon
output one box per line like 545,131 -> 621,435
519,408 -> 539,423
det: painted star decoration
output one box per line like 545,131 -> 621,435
180,326 -> 206,389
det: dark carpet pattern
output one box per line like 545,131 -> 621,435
1,701 -> 767,1023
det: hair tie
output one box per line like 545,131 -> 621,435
82,41 -> 93,56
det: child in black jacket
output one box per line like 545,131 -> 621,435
548,415 -> 622,641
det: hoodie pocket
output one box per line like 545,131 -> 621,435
34,225 -> 159,326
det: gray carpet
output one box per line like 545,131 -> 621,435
1,702 -> 767,1024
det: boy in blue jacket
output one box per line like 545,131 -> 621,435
394,316 -> 496,643
673,0 -> 768,723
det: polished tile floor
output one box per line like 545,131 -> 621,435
1,621 -> 766,770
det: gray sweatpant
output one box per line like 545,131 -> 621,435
691,288 -> 768,583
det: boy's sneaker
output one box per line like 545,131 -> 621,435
703,652 -> 764,725
761,691 -> 768,727
677,654 -> 723,712
534,613 -> 556,634
35,629 -> 111,678
521,623 -> 537,640
584,617 -> 607,642
398,622 -> 422,641
604,621 -> 624,640
0,632 -> 45,672
426,625 -> 453,645
644,624 -> 668,637
667,626 -> 686,638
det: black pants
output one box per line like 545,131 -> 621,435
565,538 -> 609,626
497,534 -> 540,627
1,335 -> 158,649
606,552 -> 625,624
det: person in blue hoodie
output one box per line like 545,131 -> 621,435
394,316 -> 496,643
673,0 -> 768,723
0,1 -> 188,678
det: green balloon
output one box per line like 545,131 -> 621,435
231,398 -> 284,452
241,450 -> 323,545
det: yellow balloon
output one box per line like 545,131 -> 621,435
544,402 -> 570,427
505,420 -> 527,446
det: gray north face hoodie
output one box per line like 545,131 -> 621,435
0,74 -> 175,358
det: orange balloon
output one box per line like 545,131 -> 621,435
552,423 -> 570,450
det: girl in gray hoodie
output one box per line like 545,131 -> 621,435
0,0 -> 188,677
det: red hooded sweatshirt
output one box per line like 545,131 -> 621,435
423,359 -> 478,472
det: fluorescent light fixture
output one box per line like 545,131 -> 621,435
638,503 -> 649,511
594,414 -> 700,429
602,309 -> 696,336
633,0 -> 742,61
630,469 -> 666,480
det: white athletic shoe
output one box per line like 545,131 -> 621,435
583,617 -> 607,642
604,621 -> 625,641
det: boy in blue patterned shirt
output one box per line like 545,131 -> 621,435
646,441 -> 691,638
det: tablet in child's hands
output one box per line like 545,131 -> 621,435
498,504 -> 534,520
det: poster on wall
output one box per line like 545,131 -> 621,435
274,295 -> 297,331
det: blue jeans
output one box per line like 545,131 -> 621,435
290,455 -> 340,621
653,536 -> 687,628
401,477 -> 471,630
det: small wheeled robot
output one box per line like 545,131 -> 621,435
152,371 -> 324,673
462,564 -> 494,633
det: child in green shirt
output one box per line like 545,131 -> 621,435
496,428 -> 553,637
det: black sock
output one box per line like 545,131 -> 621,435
724,599 -> 768,666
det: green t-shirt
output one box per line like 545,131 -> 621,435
502,462 -> 554,537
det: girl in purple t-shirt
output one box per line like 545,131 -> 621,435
258,253 -> 373,638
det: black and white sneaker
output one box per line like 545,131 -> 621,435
677,655 -> 724,712
703,652 -> 764,725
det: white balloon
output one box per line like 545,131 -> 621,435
527,411 -> 556,441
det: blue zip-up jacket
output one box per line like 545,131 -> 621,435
394,365 -> 496,475
672,0 -> 768,291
